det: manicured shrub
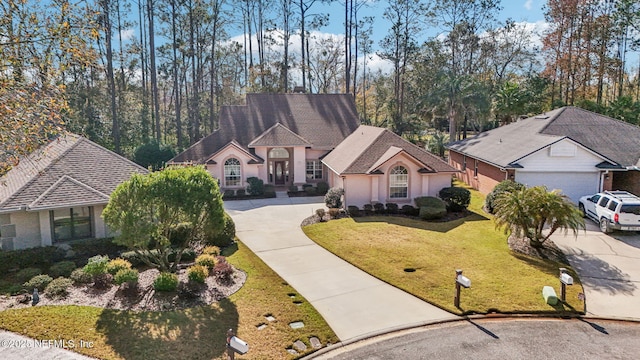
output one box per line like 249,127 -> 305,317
302,184 -> 313,191
15,268 -> 42,284
316,208 -> 326,221
208,212 -> 236,247
304,186 -> 316,195
0,246 -> 65,274
325,187 -> 344,209
401,205 -> 419,216
246,177 -> 264,196
385,203 -> 399,214
120,251 -> 144,267
106,258 -> 132,276
202,246 -> 220,256
45,277 -> 73,298
83,255 -> 110,276
289,185 -> 299,192
439,187 -> 471,212
23,274 -> 53,292
195,254 -> 216,270
213,258 -> 234,284
169,222 -> 193,247
363,204 -> 374,215
316,181 -> 329,195
264,184 -> 276,198
236,189 -> 246,197
418,198 -> 448,220
373,202 -> 385,214
485,180 -> 526,213
48,261 -> 76,278
153,272 -> 179,292
113,268 -> 139,286
187,265 -> 209,284
347,205 -> 360,217
70,268 -> 92,284
328,208 -> 340,219
223,189 -> 235,198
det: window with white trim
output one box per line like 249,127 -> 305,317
389,166 -> 408,199
224,158 -> 241,186
306,160 -> 323,180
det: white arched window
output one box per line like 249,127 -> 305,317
269,147 -> 289,158
389,165 -> 408,199
224,158 -> 241,187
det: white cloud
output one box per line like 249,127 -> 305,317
524,0 -> 533,11
120,29 -> 135,41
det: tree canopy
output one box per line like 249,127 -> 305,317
102,166 -> 224,272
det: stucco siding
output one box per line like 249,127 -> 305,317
207,146 -> 260,189
344,175 -> 371,208
293,146 -> 307,185
11,211 -> 41,250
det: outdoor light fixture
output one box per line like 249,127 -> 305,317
559,268 -> 573,302
454,269 -> 471,308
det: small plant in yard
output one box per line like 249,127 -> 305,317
246,176 -> 265,196
316,208 -> 326,221
195,254 -> 216,270
187,265 -> 209,284
416,197 -> 447,220
106,258 -> 132,275
236,189 -> 246,197
15,268 -> 42,284
328,208 -> 340,219
385,203 -> 399,214
485,180 -> 525,214
113,268 -> 139,286
316,181 -> 329,195
438,187 -> 471,212
373,202 -> 385,214
153,272 -> 179,292
23,274 -> 53,292
48,261 -> 76,278
44,277 -> 73,299
401,205 -> 419,216
324,187 -> 344,208
213,259 -> 234,284
202,246 -> 220,256
83,255 -> 110,276
70,268 -> 92,284
363,204 -> 374,215
347,206 -> 360,217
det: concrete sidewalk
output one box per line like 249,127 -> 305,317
225,197 -> 456,342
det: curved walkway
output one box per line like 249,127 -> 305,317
224,196 -> 457,342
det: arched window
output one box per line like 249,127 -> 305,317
389,166 -> 408,199
224,158 -> 241,187
269,147 -> 289,158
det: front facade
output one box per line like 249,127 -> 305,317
448,107 -> 639,203
0,134 -> 147,250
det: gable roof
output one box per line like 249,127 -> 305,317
171,93 -> 360,163
323,125 -> 459,175
447,106 -> 635,168
0,133 -> 147,212
248,123 -> 312,147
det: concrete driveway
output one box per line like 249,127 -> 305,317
550,222 -> 640,319
224,196 -> 456,342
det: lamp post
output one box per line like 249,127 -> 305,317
454,269 -> 471,308
559,268 -> 573,302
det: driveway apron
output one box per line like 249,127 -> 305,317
225,197 -> 456,342
551,222 -> 640,319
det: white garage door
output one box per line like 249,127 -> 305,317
515,172 -> 600,204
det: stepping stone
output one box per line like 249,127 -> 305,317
286,348 -> 298,355
293,340 -> 307,352
293,300 -> 303,306
310,337 -> 322,349
265,315 -> 276,322
256,324 -> 267,330
289,321 -> 305,329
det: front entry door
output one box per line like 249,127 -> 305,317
275,161 -> 286,185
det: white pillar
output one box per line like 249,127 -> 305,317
39,211 -> 52,246
371,176 -> 379,203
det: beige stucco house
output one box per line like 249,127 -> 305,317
0,134 -> 147,250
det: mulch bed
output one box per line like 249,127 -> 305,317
507,234 -> 569,264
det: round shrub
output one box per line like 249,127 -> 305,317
15,268 -> 42,284
48,261 -> 76,278
485,180 -> 525,214
385,203 -> 399,214
119,251 -> 144,267
114,268 -> 139,286
93,273 -> 113,289
202,246 -> 220,256
438,187 -> 471,212
328,208 -> 340,219
45,277 -> 73,298
401,205 -> 419,216
153,272 -> 178,292
70,268 -> 92,285
246,176 -> 265,196
363,204 -> 374,215
208,213 -> 236,247
187,265 -> 209,284
315,208 -> 326,221
373,202 -> 385,214
316,181 -> 329,195
106,258 -> 132,276
417,197 -> 447,220
236,189 -> 246,197
304,186 -> 317,195
83,255 -> 110,276
347,205 -> 360,217
23,274 -> 53,292
324,187 -> 344,209
195,254 -> 216,270
213,260 -> 234,284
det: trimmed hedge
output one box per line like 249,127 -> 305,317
15,268 -> 42,284
347,206 -> 360,217
416,197 -> 447,220
316,182 -> 329,195
373,203 -> 385,214
401,205 -> 419,216
438,187 -> 471,212
208,212 -> 236,247
45,277 -> 73,298
246,177 -> 265,196
385,203 -> 399,214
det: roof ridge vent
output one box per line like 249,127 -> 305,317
534,114 -> 550,119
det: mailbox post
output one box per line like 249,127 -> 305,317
454,269 -> 471,308
559,268 -> 573,302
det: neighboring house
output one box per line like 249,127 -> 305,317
0,134 -> 147,250
447,106 -> 640,203
323,125 -> 459,208
170,93 -> 361,189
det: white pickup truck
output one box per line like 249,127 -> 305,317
578,191 -> 640,233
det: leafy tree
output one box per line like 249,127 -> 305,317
493,186 -> 584,248
133,141 -> 177,170
103,166 -> 224,272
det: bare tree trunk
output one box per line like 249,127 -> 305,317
171,0 -> 183,148
147,0 -> 161,142
102,0 -> 120,153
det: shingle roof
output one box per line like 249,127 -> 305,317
446,106 -> 636,168
171,93 -> 360,163
323,125 -> 459,175
248,123 -> 312,147
0,133 -> 147,212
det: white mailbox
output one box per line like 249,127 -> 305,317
229,336 -> 249,355
560,272 -> 573,285
456,274 -> 471,288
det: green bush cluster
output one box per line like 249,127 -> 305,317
106,258 -> 132,275
15,268 -> 42,284
325,187 -> 344,208
316,182 -> 329,195
347,206 -> 360,217
213,258 -> 234,284
263,184 -> 276,198
438,187 -> 471,212
45,277 -> 73,298
0,246 -> 65,274
48,261 -> 76,278
417,197 -> 448,220
23,274 -> 53,292
485,180 -> 525,214
83,255 -> 110,276
208,213 -> 236,247
195,254 -> 216,270
153,272 -> 178,292
187,265 -> 209,283
169,222 -> 193,247
202,246 -> 220,256
363,204 -> 374,215
385,203 -> 399,214
113,268 -> 139,286
246,177 -> 265,196
373,203 -> 385,214
70,268 -> 92,284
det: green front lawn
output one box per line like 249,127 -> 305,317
0,241 -> 337,359
303,188 -> 584,315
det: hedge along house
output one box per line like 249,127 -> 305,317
447,106 -> 640,203
322,125 -> 459,208
170,94 -> 360,190
0,134 -> 147,250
